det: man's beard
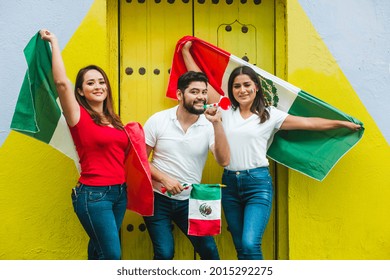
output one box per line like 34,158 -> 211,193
183,95 -> 206,115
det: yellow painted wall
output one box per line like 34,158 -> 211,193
0,0 -> 109,259
286,0 -> 390,259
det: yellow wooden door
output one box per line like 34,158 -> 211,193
119,0 -> 276,260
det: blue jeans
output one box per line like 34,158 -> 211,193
143,193 -> 220,260
71,183 -> 127,260
222,167 -> 273,260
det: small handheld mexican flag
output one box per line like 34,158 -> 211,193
188,184 -> 223,236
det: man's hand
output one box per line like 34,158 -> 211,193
160,176 -> 184,195
204,107 -> 222,124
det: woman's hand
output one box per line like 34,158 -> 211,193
39,29 -> 57,43
341,121 -> 362,131
182,40 -> 192,52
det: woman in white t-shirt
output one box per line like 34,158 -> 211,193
181,42 -> 361,260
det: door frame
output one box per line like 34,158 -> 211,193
107,0 -> 289,260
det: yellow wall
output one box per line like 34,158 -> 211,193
0,0 -> 109,259
286,0 -> 390,259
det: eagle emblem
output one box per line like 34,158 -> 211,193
199,203 -> 212,217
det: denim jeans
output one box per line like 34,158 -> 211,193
222,167 -> 273,260
143,193 -> 220,260
71,183 -> 127,260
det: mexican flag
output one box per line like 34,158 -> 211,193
167,36 -> 364,181
10,32 -> 154,216
10,32 -> 79,170
188,184 -> 222,236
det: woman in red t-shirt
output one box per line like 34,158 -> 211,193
40,29 -> 128,260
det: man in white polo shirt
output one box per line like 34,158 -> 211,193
143,71 -> 230,260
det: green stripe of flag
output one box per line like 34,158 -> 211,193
190,184 -> 221,200
11,32 -> 61,143
268,90 -> 364,180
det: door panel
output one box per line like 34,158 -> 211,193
120,1 -> 192,126
120,0 -> 194,260
193,0 -> 275,261
120,0 -> 275,260
194,0 -> 275,71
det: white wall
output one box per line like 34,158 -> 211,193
0,0 -> 94,146
299,0 -> 390,144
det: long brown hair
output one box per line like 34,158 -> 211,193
74,65 -> 124,129
227,66 -> 270,123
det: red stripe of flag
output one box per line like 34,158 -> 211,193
188,218 -> 221,236
167,36 -> 230,99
